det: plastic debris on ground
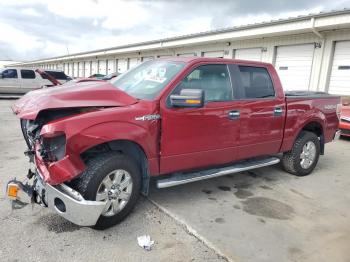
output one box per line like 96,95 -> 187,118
137,235 -> 155,251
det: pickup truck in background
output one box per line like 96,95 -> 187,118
8,57 -> 341,229
0,67 -> 71,94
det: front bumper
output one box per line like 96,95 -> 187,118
8,171 -> 106,227
339,121 -> 350,137
334,130 -> 342,140
45,182 -> 106,226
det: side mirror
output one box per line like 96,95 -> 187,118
170,89 -> 204,108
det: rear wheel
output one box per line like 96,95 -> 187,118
282,131 -> 320,176
70,152 -> 141,229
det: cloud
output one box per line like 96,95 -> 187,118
46,0 -> 151,30
21,7 -> 42,17
0,0 -> 349,61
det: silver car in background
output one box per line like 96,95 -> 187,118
0,68 -> 71,94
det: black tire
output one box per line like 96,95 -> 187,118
282,131 -> 320,176
70,152 -> 141,229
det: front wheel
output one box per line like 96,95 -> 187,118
282,131 -> 320,176
70,152 -> 141,229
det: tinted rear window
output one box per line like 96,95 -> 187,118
21,69 -> 36,79
44,71 -> 68,80
237,66 -> 275,99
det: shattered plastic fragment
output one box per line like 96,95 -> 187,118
137,235 -> 154,251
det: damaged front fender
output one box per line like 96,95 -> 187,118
35,152 -> 85,185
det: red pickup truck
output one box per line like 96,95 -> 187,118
8,57 -> 341,229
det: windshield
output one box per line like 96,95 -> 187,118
111,60 -> 185,100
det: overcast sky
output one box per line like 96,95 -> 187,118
1,0 -> 349,61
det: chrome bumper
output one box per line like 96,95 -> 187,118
45,183 -> 106,226
34,173 -> 106,226
334,130 -> 341,140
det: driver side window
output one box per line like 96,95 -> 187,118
174,64 -> 233,102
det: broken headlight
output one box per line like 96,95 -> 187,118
40,134 -> 66,162
20,119 -> 40,149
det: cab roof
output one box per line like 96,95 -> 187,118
156,56 -> 272,67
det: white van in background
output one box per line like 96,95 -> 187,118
0,68 -> 71,94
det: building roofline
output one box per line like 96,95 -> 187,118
16,8 -> 350,64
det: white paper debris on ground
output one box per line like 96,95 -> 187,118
137,235 -> 154,251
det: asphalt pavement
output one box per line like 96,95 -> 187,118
0,100 -> 224,262
1,99 -> 349,262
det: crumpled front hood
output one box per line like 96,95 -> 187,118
12,81 -> 138,120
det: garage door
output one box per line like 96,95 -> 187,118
235,48 -> 262,61
129,58 -> 141,69
73,62 -> 79,78
91,61 -> 98,75
202,51 -> 224,58
275,44 -> 315,91
78,62 -> 84,77
68,63 -> 73,76
142,56 -> 154,62
177,53 -> 196,57
98,60 -> 107,75
63,63 -> 68,75
328,41 -> 350,95
107,59 -> 115,74
157,54 -> 172,58
84,61 -> 91,77
117,59 -> 128,73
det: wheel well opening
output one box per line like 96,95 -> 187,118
302,122 -> 323,137
81,140 -> 150,195
301,121 -> 324,154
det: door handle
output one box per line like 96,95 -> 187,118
274,107 -> 283,116
228,110 -> 240,120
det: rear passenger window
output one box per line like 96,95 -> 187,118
238,66 -> 275,99
44,71 -> 68,80
21,70 -> 36,79
174,64 -> 233,102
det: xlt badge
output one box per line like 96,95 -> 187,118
135,114 -> 161,121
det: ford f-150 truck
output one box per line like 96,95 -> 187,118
7,57 -> 341,229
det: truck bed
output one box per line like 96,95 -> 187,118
280,92 -> 340,153
285,90 -> 339,99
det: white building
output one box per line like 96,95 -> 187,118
0,60 -> 21,68
9,9 -> 350,95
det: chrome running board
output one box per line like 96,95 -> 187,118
157,157 -> 280,188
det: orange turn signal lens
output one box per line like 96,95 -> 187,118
7,183 -> 19,200
185,99 -> 201,104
